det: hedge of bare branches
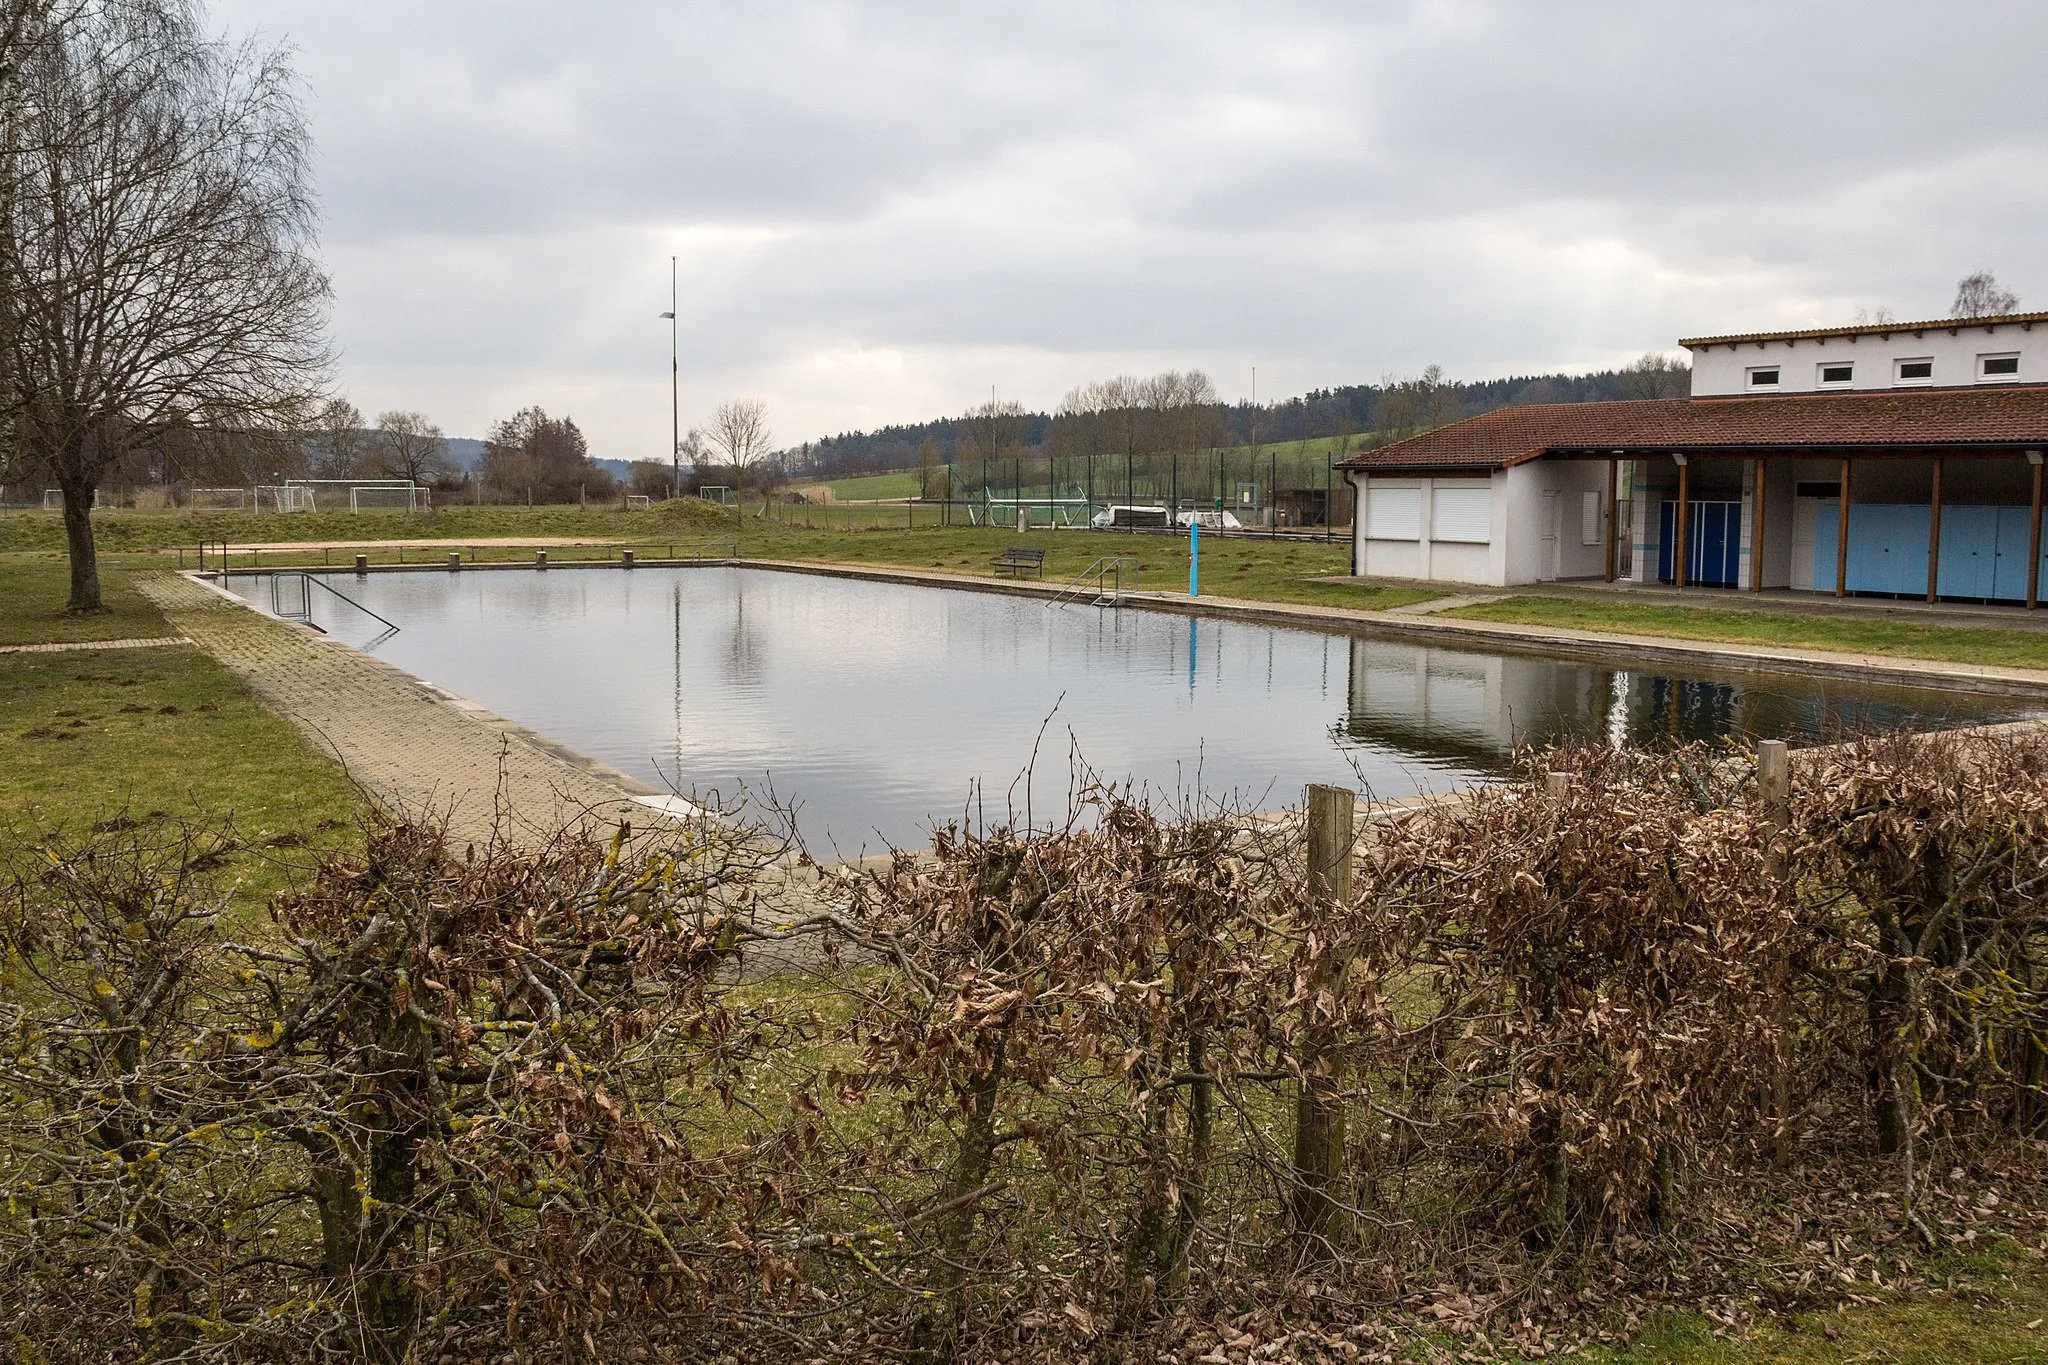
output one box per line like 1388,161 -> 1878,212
4,727 -> 2047,1362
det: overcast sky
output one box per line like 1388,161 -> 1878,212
213,0 -> 2048,456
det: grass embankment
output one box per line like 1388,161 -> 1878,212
1451,595 -> 2048,672
789,469 -> 921,501
0,555 -> 365,910
0,506 -> 1437,613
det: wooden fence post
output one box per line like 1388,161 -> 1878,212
1292,784 -> 1356,1251
1757,740 -> 1793,1168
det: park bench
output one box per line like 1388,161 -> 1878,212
991,546 -> 1046,579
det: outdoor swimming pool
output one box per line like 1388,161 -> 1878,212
225,566 -> 2041,852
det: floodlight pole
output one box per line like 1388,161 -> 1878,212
661,257 -> 679,498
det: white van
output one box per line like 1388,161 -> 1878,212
1175,509 -> 1243,530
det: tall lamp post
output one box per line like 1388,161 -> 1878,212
659,256 -> 678,498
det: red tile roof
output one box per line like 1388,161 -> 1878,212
1681,311 -> 2048,348
1336,385 -> 2048,472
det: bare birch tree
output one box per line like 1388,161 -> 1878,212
1951,270 -> 2019,320
705,399 -> 771,518
371,409 -> 449,487
308,395 -> 365,477
0,0 -> 330,608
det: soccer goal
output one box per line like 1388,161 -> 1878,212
189,487 -> 248,511
42,489 -> 101,510
253,485 -> 312,513
625,494 -> 652,510
349,484 -> 424,513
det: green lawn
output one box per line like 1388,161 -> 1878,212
1587,1245 -> 2048,1364
0,553 -> 179,645
795,469 -> 921,501
0,640 -> 364,910
1448,595 -> 2048,671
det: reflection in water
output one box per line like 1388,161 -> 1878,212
1338,637 -> 1999,767
221,568 -> 2039,852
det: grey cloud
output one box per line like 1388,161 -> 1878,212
215,0 -> 2048,451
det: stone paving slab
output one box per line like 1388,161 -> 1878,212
0,636 -> 189,655
138,573 -> 843,976
137,573 -> 675,850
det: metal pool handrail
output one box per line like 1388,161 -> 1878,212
1049,555 -> 1139,607
269,571 -> 402,635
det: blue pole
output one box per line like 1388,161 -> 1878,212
1189,517 -> 1200,596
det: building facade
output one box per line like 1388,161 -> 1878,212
1340,313 -> 2048,608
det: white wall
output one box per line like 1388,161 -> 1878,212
1353,463 -> 1618,588
1352,473 -> 1500,586
1688,318 -> 2048,396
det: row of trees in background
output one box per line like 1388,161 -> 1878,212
306,398 -> 451,485
786,352 -> 1693,490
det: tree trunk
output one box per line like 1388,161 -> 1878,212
918,1036 -> 1007,1362
62,476 -> 101,610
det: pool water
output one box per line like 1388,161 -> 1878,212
225,566 -> 2040,853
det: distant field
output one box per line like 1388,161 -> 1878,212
794,469 -> 921,501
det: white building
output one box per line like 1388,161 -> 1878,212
1340,311 -> 2048,608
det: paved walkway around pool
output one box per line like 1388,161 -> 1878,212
136,573 -> 697,849
135,572 -> 850,971
0,635 -> 189,654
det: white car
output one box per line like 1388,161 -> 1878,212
1090,505 -> 1172,530
1174,509 -> 1243,530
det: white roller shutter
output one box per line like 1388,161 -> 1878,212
1581,491 -> 1602,546
1430,483 -> 1492,543
1366,487 -> 1421,540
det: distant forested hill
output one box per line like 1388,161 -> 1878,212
779,362 -> 1680,481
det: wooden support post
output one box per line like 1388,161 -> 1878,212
1926,457 -> 1944,603
2030,455 -> 2044,611
1835,457 -> 1852,599
1750,457 -> 1767,592
1757,740 -> 1792,1168
1674,457 -> 1691,589
1604,458 -> 1619,583
1292,783 -> 1356,1252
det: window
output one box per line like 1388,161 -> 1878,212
1818,362 -> 1854,386
1365,486 -> 1421,540
1747,366 -> 1781,388
1979,352 -> 2021,381
1795,481 -> 1841,499
1894,358 -> 1934,385
1430,484 -> 1491,543
1581,491 -> 1602,546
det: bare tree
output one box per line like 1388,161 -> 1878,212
371,410 -> 449,487
956,396 -> 1029,511
309,395 -> 365,476
1375,364 -> 1461,434
705,399 -> 771,517
1616,352 -> 1691,400
0,1 -> 331,608
1952,270 -> 2019,320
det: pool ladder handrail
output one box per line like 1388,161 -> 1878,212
270,571 -> 402,637
683,538 -> 739,563
1049,555 -> 1139,607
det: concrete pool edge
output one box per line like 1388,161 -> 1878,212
734,557 -> 2048,703
166,569 -> 700,836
